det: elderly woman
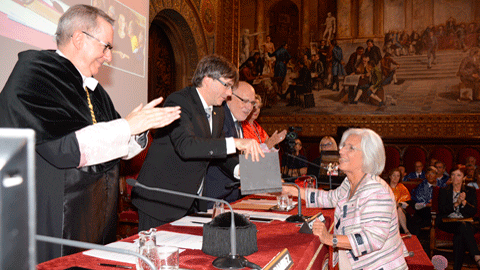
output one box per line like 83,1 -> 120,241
387,168 -> 412,236
242,94 -> 286,149
436,166 -> 480,270
285,128 -> 408,269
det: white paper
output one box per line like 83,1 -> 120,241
83,241 -> 138,264
170,216 -> 212,227
154,231 -> 203,250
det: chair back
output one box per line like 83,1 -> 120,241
431,186 -> 441,214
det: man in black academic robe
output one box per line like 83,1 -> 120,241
0,5 -> 181,263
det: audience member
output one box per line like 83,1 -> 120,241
387,168 -> 412,235
465,163 -> 476,183
132,55 -> 264,230
410,166 -> 437,235
307,136 -> 338,178
0,4 -> 182,262
284,128 -> 408,269
467,167 -> 480,189
466,156 -> 477,168
436,166 -> 480,270
242,94 -> 286,148
398,165 -> 407,179
434,160 -> 450,187
429,157 -> 438,167
403,161 -> 426,181
281,138 -> 308,177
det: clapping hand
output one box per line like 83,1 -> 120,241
125,97 -> 181,135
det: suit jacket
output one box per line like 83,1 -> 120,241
403,171 -> 426,181
204,103 -> 241,206
436,185 -> 477,233
131,87 -> 237,222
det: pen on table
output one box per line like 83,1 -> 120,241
98,263 -> 133,269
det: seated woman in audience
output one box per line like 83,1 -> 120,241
436,166 -> 480,270
281,138 -> 308,178
307,136 -> 338,177
242,94 -> 286,149
467,167 -> 480,189
387,168 -> 412,235
284,128 -> 408,269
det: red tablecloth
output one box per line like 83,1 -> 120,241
37,196 -> 432,270
37,197 -> 333,270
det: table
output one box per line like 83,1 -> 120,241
37,196 -> 433,269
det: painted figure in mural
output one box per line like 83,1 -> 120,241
240,28 -> 263,65
364,39 -> 382,66
380,52 -> 400,85
328,39 -> 345,91
457,47 -> 480,100
263,35 -> 276,75
323,12 -> 336,43
345,46 -> 364,75
269,42 -> 291,88
425,30 -> 438,69
352,59 -> 384,106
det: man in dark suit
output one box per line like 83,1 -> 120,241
403,161 -> 426,182
204,81 -> 257,206
132,55 -> 264,230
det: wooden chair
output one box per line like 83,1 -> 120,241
429,188 -> 480,258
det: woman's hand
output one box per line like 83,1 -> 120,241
312,219 -> 331,244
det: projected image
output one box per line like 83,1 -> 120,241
0,0 -> 146,77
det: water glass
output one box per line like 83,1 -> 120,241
137,228 -> 159,270
277,194 -> 288,210
212,201 -> 225,218
157,246 -> 179,270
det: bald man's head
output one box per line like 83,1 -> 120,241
227,81 -> 256,121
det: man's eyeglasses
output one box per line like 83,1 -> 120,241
82,31 -> 113,53
215,78 -> 233,90
232,93 -> 256,107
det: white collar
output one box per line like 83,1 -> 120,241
195,88 -> 212,112
56,50 -> 98,91
226,104 -> 238,122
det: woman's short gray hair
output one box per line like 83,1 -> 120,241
339,128 -> 385,175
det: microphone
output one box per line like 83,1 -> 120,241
127,178 -> 255,269
282,183 -> 305,223
36,234 -> 156,270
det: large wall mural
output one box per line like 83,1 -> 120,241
238,0 -> 480,138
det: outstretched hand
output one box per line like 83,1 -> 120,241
265,129 -> 287,149
125,97 -> 181,135
234,138 -> 265,162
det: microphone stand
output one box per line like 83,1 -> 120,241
127,179 -> 251,270
282,183 -> 305,223
36,235 -> 157,270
